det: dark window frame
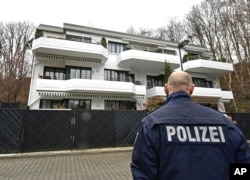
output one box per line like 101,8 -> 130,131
192,77 -> 213,88
44,66 -> 65,80
146,74 -> 164,89
65,66 -> 92,80
104,100 -> 136,110
108,41 -> 125,53
104,69 -> 130,82
40,99 -> 91,109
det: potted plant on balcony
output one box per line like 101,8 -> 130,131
164,60 -> 172,83
101,37 -> 107,48
35,29 -> 43,39
164,60 -> 172,100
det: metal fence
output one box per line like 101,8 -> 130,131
232,113 -> 250,140
0,109 -> 249,154
0,109 -> 145,154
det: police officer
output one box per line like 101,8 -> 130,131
131,71 -> 250,180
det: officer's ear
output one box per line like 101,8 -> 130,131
164,83 -> 169,95
190,83 -> 194,95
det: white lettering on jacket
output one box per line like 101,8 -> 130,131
166,125 -> 226,143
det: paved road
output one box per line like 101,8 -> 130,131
0,148 -> 133,180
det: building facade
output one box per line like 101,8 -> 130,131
28,23 -> 234,112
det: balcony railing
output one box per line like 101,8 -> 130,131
126,44 -> 176,55
185,55 -> 211,61
46,35 -> 101,45
32,37 -> 109,63
146,81 -> 213,89
193,82 -> 213,88
38,73 -> 144,84
183,54 -> 232,63
36,78 -> 146,95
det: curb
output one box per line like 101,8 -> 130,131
0,146 -> 133,159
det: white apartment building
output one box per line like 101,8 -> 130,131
28,23 -> 234,112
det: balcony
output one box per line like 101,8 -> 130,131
117,49 -> 180,72
146,86 -> 166,98
182,59 -> 233,77
146,86 -> 233,103
32,37 -> 109,63
36,79 -> 146,95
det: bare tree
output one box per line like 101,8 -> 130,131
163,17 -> 186,42
218,0 -> 250,112
184,0 -> 250,112
0,21 -> 34,105
126,25 -> 138,35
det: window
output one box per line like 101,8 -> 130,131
192,77 -> 213,88
163,49 -> 176,55
66,35 -> 92,43
66,35 -> 82,42
40,99 -> 91,109
108,41 -> 125,53
128,74 -> 135,83
105,100 -> 136,110
156,49 -> 176,55
68,100 -> 91,109
65,66 -> 92,80
40,100 -> 66,109
104,69 -> 129,82
40,100 -> 51,108
44,67 -> 65,80
83,37 -> 91,43
147,75 -> 164,89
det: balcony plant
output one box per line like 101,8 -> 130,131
101,37 -> 107,48
183,53 -> 193,62
164,60 -> 172,83
35,29 -> 43,39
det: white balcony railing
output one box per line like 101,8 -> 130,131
36,79 -> 146,95
117,50 -> 180,71
182,59 -> 234,76
32,37 -> 109,63
220,90 -> 234,102
146,86 -> 165,98
146,86 -> 233,101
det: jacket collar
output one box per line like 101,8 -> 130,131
166,91 -> 191,104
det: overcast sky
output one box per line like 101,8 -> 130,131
1,0 -> 203,32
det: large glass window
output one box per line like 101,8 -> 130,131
68,100 -> 91,109
147,75 -> 164,89
192,77 -> 213,88
40,100 -> 66,109
65,66 -> 92,80
66,35 -> 82,42
83,37 -> 91,43
104,69 -> 130,82
108,41 -> 125,53
66,35 -> 92,43
44,67 -> 65,80
156,49 -> 176,55
105,100 -> 136,110
163,49 -> 176,55
40,99 -> 91,109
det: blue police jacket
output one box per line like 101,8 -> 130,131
131,91 -> 250,180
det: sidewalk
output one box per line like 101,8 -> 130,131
0,147 -> 134,180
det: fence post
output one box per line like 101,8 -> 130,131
71,110 -> 76,149
20,106 -> 29,153
112,110 -> 116,148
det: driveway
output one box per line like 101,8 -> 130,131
0,147 -> 133,180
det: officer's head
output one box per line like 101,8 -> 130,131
164,71 -> 194,96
